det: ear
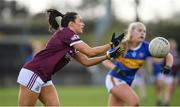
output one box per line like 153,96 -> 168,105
68,21 -> 74,27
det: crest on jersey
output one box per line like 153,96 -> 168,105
71,35 -> 80,41
139,52 -> 144,58
132,51 -> 136,57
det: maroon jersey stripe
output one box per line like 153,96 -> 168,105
29,75 -> 38,90
27,73 -> 38,89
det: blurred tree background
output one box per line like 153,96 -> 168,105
0,0 -> 180,88
0,0 -> 180,106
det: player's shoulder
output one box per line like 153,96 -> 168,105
62,28 -> 80,39
138,41 -> 150,54
141,41 -> 149,48
142,41 -> 149,45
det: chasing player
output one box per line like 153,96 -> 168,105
151,58 -> 170,106
103,22 -> 173,106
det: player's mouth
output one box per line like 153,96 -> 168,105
140,36 -> 145,40
140,36 -> 145,39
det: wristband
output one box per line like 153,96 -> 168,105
109,42 -> 113,48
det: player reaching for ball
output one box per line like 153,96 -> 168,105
102,22 -> 173,106
17,9 -> 125,106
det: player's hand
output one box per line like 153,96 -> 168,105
110,32 -> 125,48
106,48 -> 124,59
161,65 -> 171,74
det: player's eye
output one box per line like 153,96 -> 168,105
143,30 -> 146,33
138,29 -> 142,32
80,19 -> 84,23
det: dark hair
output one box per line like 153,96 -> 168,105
47,9 -> 78,32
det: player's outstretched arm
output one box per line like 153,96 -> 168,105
164,53 -> 173,68
74,48 -> 122,67
73,42 -> 111,57
73,33 -> 125,57
161,53 -> 173,74
74,52 -> 107,67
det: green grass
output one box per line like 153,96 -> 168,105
0,85 -> 180,106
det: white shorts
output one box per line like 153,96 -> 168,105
17,68 -> 53,93
156,73 -> 173,85
105,75 -> 126,92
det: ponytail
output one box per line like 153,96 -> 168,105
47,9 -> 78,32
47,9 -> 64,32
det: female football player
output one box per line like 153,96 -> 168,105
169,39 -> 180,94
151,39 -> 180,106
103,22 -> 173,106
152,58 -> 173,106
17,9 -> 124,106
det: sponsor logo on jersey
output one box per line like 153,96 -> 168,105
71,35 -> 80,41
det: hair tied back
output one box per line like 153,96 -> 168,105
47,9 -> 64,18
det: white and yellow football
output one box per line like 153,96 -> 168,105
149,37 -> 170,58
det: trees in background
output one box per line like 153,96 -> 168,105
0,0 -> 28,18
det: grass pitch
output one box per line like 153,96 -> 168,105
0,85 -> 179,106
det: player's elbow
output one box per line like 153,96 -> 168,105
81,63 -> 91,67
81,62 -> 92,67
84,64 -> 92,67
80,59 -> 94,67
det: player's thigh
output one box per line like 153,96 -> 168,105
155,74 -> 164,88
108,93 -> 124,106
38,84 -> 60,106
111,84 -> 140,106
18,85 -> 39,106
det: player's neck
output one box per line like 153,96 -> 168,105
130,42 -> 140,49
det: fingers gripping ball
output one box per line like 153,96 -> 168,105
110,32 -> 125,48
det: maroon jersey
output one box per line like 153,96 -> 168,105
23,28 -> 83,82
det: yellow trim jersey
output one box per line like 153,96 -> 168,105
108,41 -> 151,85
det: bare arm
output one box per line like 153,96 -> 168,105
73,42 -> 111,57
165,53 -> 174,67
74,51 -> 108,67
102,60 -> 116,70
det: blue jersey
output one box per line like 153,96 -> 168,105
108,41 -> 151,85
152,62 -> 162,76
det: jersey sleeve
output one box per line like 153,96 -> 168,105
61,28 -> 83,47
63,33 -> 83,47
69,34 -> 83,46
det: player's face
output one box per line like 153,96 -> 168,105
131,25 -> 146,43
71,15 -> 85,34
